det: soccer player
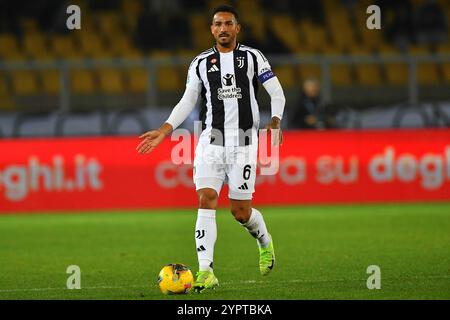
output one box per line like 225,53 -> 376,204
136,5 -> 285,293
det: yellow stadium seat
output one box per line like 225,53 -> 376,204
190,14 -> 211,50
90,49 -> 115,59
125,68 -> 148,93
50,36 -> 81,59
79,34 -> 106,57
377,45 -> 402,55
236,0 -> 259,12
40,70 -> 61,94
437,44 -> 450,53
156,66 -> 183,91
348,45 -> 382,86
385,63 -> 409,85
123,48 -> 144,59
0,73 -> 8,97
355,64 -> 382,86
108,33 -> 135,55
121,0 -> 142,31
271,15 -> 302,52
97,12 -> 122,34
417,64 -> 440,85
1,51 -> 27,62
31,50 -> 54,60
97,68 -> 125,94
331,30 -> 356,50
240,14 -> 265,41
298,64 -> 321,82
348,45 -> 376,55
326,11 -> 356,50
273,65 -> 296,89
0,96 -> 15,110
357,11 -> 386,49
0,34 -> 20,57
442,63 -> 450,83
148,51 -> 182,91
0,73 -> 14,109
330,64 -> 353,86
70,69 -> 96,94
396,47 -> 439,85
319,45 -> 343,55
23,32 -> 49,58
11,70 -> 39,95
302,24 -> 328,52
409,45 -> 431,55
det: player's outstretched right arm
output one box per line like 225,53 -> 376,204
136,123 -> 172,154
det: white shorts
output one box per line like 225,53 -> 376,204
193,142 -> 258,200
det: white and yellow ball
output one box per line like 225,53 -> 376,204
157,263 -> 194,295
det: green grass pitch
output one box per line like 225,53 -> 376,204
0,203 -> 449,300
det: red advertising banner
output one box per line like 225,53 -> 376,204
0,129 -> 449,213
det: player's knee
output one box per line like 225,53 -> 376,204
198,189 -> 218,209
231,206 -> 251,224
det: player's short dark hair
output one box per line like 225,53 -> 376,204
211,4 -> 239,23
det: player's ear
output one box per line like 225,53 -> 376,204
236,23 -> 241,34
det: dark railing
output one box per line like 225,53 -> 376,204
1,54 -> 450,137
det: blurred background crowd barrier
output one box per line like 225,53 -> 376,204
1,130 -> 449,212
0,0 -> 449,138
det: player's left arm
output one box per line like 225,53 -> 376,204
263,77 -> 285,145
256,52 -> 286,146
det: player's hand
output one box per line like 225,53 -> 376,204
137,123 -> 173,154
136,130 -> 166,154
265,117 -> 283,146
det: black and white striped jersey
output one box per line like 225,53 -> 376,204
186,43 -> 277,147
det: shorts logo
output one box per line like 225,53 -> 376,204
238,182 -> 249,190
211,58 -> 217,64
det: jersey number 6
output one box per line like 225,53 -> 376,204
243,165 -> 251,180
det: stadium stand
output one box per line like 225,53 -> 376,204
0,0 -> 448,130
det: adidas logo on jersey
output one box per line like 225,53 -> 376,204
238,183 -> 249,190
208,65 -> 219,73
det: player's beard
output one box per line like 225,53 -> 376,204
217,35 -> 235,48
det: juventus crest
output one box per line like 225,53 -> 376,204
236,56 -> 245,68
195,229 -> 206,239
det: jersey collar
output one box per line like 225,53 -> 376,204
213,43 -> 241,53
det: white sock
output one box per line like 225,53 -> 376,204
242,208 -> 271,248
195,209 -> 217,272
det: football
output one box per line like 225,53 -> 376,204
157,263 -> 194,295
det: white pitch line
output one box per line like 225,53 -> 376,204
0,285 -> 147,293
0,275 -> 448,293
